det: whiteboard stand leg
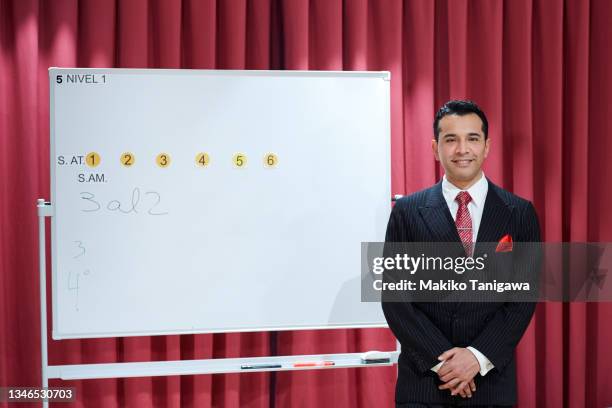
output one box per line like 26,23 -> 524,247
38,199 -> 53,408
396,339 -> 400,378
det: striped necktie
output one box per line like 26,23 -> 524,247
455,191 -> 473,257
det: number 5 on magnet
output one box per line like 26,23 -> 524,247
233,153 -> 247,168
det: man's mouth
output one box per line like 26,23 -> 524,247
452,159 -> 474,167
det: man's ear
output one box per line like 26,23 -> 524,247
483,137 -> 491,158
432,139 -> 440,161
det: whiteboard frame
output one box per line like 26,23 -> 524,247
49,68 -> 392,339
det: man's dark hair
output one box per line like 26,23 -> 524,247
433,100 -> 488,142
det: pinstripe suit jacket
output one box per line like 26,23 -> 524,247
382,179 -> 541,406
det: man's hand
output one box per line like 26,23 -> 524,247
436,347 -> 480,396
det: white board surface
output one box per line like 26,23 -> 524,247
50,68 -> 391,339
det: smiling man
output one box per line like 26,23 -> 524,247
382,100 -> 541,407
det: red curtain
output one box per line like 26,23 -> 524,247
1,0 -> 611,407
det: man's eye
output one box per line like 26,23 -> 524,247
445,138 -> 455,143
469,137 -> 480,142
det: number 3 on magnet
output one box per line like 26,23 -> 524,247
156,153 -> 171,168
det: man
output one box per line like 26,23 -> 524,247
382,100 -> 540,407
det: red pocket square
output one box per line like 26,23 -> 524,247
496,234 -> 513,252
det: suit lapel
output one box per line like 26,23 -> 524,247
475,181 -> 514,250
418,181 -> 462,243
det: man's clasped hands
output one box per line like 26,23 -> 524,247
436,347 -> 481,398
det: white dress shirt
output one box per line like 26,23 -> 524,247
430,172 -> 494,377
441,172 -> 488,243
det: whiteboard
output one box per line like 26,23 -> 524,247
49,68 -> 391,339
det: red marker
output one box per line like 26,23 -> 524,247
293,361 -> 335,367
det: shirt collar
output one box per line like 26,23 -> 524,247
442,172 -> 488,208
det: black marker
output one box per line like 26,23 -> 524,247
362,358 -> 391,364
241,364 -> 282,370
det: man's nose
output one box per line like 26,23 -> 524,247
456,139 -> 470,155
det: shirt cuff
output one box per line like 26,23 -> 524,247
430,361 -> 444,373
467,346 -> 494,376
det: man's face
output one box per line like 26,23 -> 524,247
432,113 -> 490,188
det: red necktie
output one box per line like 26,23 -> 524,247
455,191 -> 473,256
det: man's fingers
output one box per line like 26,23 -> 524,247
438,362 -> 451,375
458,382 -> 472,398
439,371 -> 457,383
438,377 -> 461,390
438,347 -> 459,361
437,364 -> 451,377
457,379 -> 477,398
451,381 -> 469,396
